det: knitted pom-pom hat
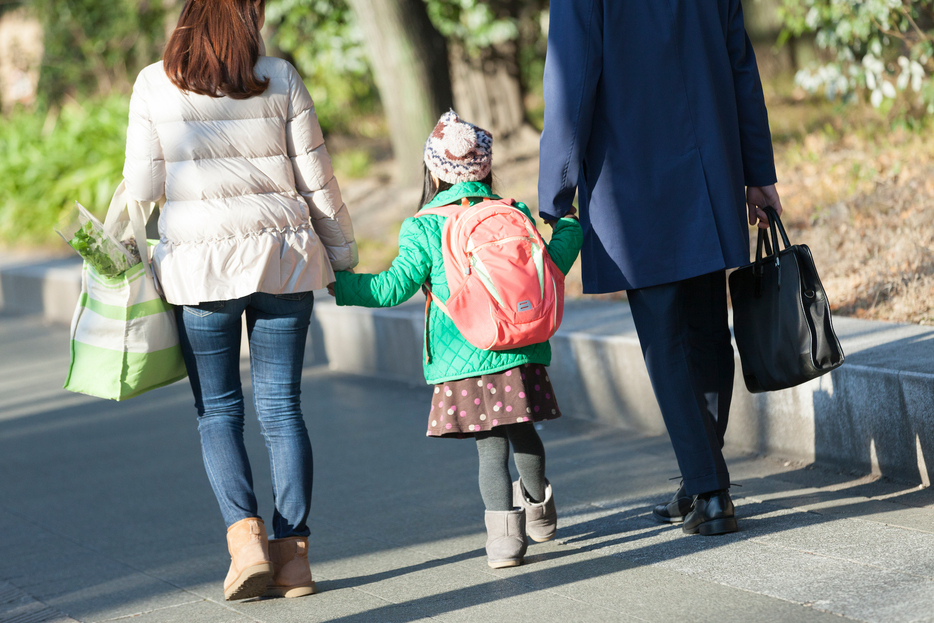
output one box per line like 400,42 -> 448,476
424,110 -> 493,184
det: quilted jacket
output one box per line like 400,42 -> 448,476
123,56 -> 358,306
335,182 -> 583,384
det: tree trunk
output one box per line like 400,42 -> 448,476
346,0 -> 452,185
448,40 -> 528,149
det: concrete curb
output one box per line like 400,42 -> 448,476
4,254 -> 933,485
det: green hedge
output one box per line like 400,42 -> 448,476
0,95 -> 129,246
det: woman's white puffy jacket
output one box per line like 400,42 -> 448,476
123,57 -> 358,306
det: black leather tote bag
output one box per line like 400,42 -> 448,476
728,207 -> 845,393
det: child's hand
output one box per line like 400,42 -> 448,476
543,206 -> 578,228
326,267 -> 354,297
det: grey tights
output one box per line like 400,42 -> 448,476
475,422 -> 546,511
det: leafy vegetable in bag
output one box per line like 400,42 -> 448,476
55,203 -> 140,277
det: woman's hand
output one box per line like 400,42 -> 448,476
746,185 -> 783,229
326,267 -> 354,297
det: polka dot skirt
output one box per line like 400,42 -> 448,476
427,364 -> 561,439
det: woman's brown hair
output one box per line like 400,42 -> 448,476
163,0 -> 269,99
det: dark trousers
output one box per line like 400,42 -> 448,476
627,270 -> 734,496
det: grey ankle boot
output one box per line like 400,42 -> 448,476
484,509 -> 527,569
513,478 -> 557,542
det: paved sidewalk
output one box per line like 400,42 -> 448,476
6,251 -> 932,484
1,313 -> 933,623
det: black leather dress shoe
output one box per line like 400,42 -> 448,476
652,481 -> 694,524
682,490 -> 738,535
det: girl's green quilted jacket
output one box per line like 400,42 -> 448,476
334,181 -> 583,384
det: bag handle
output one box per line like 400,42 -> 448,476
129,198 -> 155,280
764,206 -> 791,248
103,181 -> 159,281
103,181 -> 130,230
753,205 -> 789,292
754,207 -> 788,259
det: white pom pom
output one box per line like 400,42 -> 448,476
443,123 -> 477,158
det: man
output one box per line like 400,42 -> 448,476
538,0 -> 783,535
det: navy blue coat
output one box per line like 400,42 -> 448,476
538,0 -> 777,293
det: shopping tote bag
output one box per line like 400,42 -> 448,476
62,182 -> 187,400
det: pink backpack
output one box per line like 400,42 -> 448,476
417,198 -> 565,351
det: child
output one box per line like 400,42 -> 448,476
332,111 -> 582,568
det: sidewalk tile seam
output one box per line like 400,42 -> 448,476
0,504 -> 218,613
479,544 -> 862,623
93,598 -> 205,623
0,581 -> 78,623
844,520 -> 934,536
742,494 -> 934,536
474,572 -> 656,623
343,586 -> 400,606
745,537 -> 934,582
705,578 -> 869,623
189,597 -> 266,623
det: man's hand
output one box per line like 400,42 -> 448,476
542,206 -> 578,228
746,185 -> 783,229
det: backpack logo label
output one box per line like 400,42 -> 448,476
517,300 -> 533,312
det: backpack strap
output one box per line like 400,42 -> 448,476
416,196 -> 510,219
415,198 -> 468,219
422,283 -> 452,317
421,282 -> 454,365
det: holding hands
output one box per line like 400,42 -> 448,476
542,205 -> 578,228
327,267 -> 354,297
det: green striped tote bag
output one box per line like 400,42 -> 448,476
64,258 -> 187,400
65,264 -> 187,400
64,182 -> 186,400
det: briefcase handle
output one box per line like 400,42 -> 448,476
753,206 -> 791,291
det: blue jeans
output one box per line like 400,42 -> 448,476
175,292 -> 314,538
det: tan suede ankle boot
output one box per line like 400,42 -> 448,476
224,517 -> 273,601
264,537 -> 317,598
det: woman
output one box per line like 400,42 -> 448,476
123,0 -> 357,601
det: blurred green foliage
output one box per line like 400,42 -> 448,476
426,0 -> 548,88
426,0 -> 520,54
332,148 -> 373,178
266,0 -> 382,135
31,0 -> 166,103
780,0 -> 934,114
0,95 -> 128,246
265,0 -> 549,130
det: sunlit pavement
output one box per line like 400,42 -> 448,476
1,313 -> 932,623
